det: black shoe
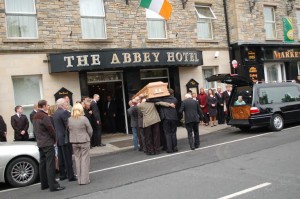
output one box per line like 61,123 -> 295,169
50,186 -> 65,192
146,152 -> 155,155
69,177 -> 77,182
99,143 -> 106,147
191,147 -> 195,150
195,145 -> 199,149
41,186 -> 49,190
59,176 -> 67,181
173,147 -> 178,152
166,150 -> 173,153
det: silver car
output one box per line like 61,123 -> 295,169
0,142 -> 39,187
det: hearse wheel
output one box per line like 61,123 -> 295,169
269,114 -> 284,131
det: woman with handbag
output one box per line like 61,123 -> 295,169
68,103 -> 93,185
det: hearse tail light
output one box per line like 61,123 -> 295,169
250,107 -> 260,114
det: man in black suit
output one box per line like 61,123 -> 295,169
11,106 -> 29,141
179,93 -> 203,150
33,100 -> 65,192
0,115 -> 7,142
91,94 -> 105,147
222,85 -> 232,123
215,86 -> 225,124
29,104 -> 38,139
103,95 -> 117,133
53,98 -> 76,182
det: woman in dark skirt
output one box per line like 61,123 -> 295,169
207,89 -> 217,127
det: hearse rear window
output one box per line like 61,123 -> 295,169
232,86 -> 253,106
259,86 -> 300,105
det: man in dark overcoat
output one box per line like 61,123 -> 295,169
11,106 -> 29,141
91,94 -> 105,147
0,115 -> 7,142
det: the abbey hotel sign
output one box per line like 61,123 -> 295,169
49,49 -> 203,73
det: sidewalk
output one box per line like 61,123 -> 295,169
89,124 -> 229,157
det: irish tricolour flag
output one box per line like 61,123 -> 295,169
140,0 -> 173,20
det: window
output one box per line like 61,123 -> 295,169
140,68 -> 169,87
297,10 -> 300,38
264,6 -> 277,39
146,9 -> 167,39
298,62 -> 300,75
5,0 -> 38,38
264,63 -> 286,82
12,75 -> 43,138
195,5 -> 216,40
259,86 -> 300,104
232,86 -> 253,106
202,68 -> 216,90
80,0 -> 106,39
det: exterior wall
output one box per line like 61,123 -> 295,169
227,0 -> 300,43
0,53 -> 81,142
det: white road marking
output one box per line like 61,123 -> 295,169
217,182 -> 272,199
0,125 -> 298,193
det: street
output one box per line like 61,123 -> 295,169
1,125 -> 300,199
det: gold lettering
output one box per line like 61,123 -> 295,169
290,52 -> 295,58
281,52 -> 285,58
111,53 -> 121,64
133,52 -> 142,63
122,53 -> 131,63
273,51 -> 281,59
64,56 -> 74,68
295,52 -> 299,58
90,54 -> 101,66
167,52 -> 175,62
175,52 -> 183,62
76,55 -> 89,67
285,52 -> 290,58
143,53 -> 151,63
152,52 -> 160,62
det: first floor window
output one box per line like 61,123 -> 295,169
264,63 -> 286,82
146,9 -> 167,39
202,67 -> 216,90
297,10 -> 300,38
195,5 -> 216,40
5,0 -> 38,38
80,0 -> 106,39
12,75 -> 43,138
297,62 -> 300,75
264,6 -> 277,39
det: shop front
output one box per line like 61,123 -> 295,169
231,43 -> 300,83
49,48 -> 203,133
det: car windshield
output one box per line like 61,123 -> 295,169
231,86 -> 253,106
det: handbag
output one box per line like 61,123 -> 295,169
64,127 -> 70,144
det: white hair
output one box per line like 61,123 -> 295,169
185,93 -> 192,99
56,98 -> 66,108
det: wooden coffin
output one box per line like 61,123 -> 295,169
230,105 -> 251,119
134,81 -> 170,99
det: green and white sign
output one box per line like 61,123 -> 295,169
282,17 -> 294,42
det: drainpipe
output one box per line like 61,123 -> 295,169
222,0 -> 233,72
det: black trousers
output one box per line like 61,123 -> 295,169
106,116 -> 116,133
162,119 -> 177,152
144,122 -> 160,153
217,104 -> 225,124
91,124 -> 102,146
57,143 -> 75,180
39,146 -> 60,190
137,127 -> 146,151
185,122 -> 200,148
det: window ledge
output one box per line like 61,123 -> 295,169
196,40 -> 219,43
78,39 -> 113,43
146,39 -> 173,43
2,39 -> 44,43
265,39 -> 282,41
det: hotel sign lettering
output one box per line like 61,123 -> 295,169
49,49 -> 203,73
273,49 -> 300,60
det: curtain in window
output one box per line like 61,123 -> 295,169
197,19 -> 212,39
267,65 -> 278,82
203,69 -> 214,89
6,0 -> 35,13
147,20 -> 166,39
80,0 -> 104,16
264,23 -> 276,39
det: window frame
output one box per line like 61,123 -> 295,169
195,5 -> 216,40
263,63 -> 286,83
4,0 -> 38,39
79,0 -> 107,39
263,6 -> 277,39
146,9 -> 167,39
297,10 -> 300,39
202,67 -> 217,91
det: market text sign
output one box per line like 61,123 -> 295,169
273,49 -> 300,59
49,49 -> 203,73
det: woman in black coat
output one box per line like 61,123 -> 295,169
207,89 -> 218,127
0,115 -> 7,142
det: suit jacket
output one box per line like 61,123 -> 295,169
223,90 -> 231,107
147,96 -> 178,121
179,98 -> 203,124
0,115 -> 7,141
53,107 -> 69,146
138,102 -> 161,128
11,114 -> 29,140
29,110 -> 37,123
215,92 -> 224,106
68,116 -> 93,143
104,101 -> 117,117
33,110 -> 56,148
127,106 -> 138,128
91,100 -> 101,125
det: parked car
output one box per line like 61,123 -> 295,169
206,74 -> 300,131
0,142 -> 39,187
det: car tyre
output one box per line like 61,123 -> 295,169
5,157 -> 39,187
269,114 -> 284,131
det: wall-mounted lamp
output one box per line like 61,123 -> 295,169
214,51 -> 220,58
287,0 -> 296,16
249,0 -> 257,13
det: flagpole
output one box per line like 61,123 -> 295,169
129,0 -> 141,48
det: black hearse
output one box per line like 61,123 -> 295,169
206,74 -> 300,131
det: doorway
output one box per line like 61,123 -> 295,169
87,71 -> 127,134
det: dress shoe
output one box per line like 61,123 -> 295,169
146,152 -> 155,155
99,143 -> 106,147
69,177 -> 78,181
166,150 -> 173,153
41,186 -> 49,190
195,145 -> 199,149
59,176 -> 67,181
173,147 -> 178,152
191,147 -> 195,150
50,186 -> 65,192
